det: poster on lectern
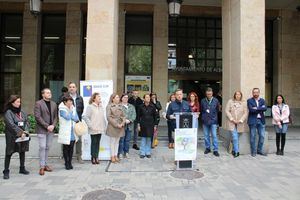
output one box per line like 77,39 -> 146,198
80,80 -> 113,160
174,128 -> 197,161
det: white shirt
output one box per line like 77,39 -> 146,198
255,98 -> 261,119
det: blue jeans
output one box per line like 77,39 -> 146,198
249,119 -> 265,154
118,127 -> 131,154
231,128 -> 239,153
140,137 -> 152,156
203,124 -> 218,151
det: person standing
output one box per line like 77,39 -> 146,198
188,92 -> 200,128
106,94 -> 126,163
58,95 -> 79,170
272,95 -> 290,156
128,90 -> 143,150
216,89 -> 223,127
137,94 -> 159,158
225,91 -> 248,158
34,88 -> 58,176
3,95 -> 30,179
150,92 -> 162,148
68,82 -> 84,164
82,93 -> 106,164
201,87 -> 220,157
247,88 -> 267,157
118,94 -> 136,159
165,93 -> 176,149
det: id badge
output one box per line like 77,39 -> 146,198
206,109 -> 210,113
18,122 -> 24,127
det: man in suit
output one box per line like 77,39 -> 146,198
68,82 -> 84,163
247,88 -> 267,157
34,88 -> 58,175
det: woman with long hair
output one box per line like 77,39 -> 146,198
150,92 -> 162,148
3,95 -> 30,179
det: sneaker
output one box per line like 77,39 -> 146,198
118,154 -> 124,160
257,152 -> 267,156
213,151 -> 220,157
251,153 -> 256,157
140,155 -> 145,159
233,152 -> 240,158
146,155 -> 151,158
204,149 -> 211,154
133,144 -> 140,150
124,153 -> 130,159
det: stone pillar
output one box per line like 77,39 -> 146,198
117,3 -> 125,94
222,0 -> 265,124
152,3 -> 169,112
64,3 -> 82,86
21,3 -> 41,114
85,0 -> 119,91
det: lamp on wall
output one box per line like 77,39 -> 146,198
167,0 -> 183,17
29,0 -> 42,15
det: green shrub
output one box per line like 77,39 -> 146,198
27,114 -> 36,133
0,118 -> 5,134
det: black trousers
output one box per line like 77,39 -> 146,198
4,152 -> 25,171
63,141 -> 75,165
167,120 -> 174,143
91,134 -> 102,158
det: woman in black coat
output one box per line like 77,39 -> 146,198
3,95 -> 30,179
137,94 -> 159,158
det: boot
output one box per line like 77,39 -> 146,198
3,170 -> 9,180
281,134 -> 286,156
19,167 -> 29,175
276,133 -> 280,155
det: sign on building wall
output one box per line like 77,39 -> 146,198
125,75 -> 151,97
80,80 -> 113,160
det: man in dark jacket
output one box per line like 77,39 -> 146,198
68,82 -> 84,163
247,88 -> 267,157
201,87 -> 220,157
128,90 -> 143,150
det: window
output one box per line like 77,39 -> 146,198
168,17 -> 222,73
125,15 -> 153,75
40,14 -> 66,102
0,14 -> 23,111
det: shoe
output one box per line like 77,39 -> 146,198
91,158 -> 96,165
95,158 -> 100,164
115,156 -> 120,163
69,163 -> 73,170
257,152 -> 267,156
171,143 -> 175,149
77,156 -> 84,164
19,167 -> 30,175
39,168 -> 45,176
213,151 -> 220,157
3,170 -> 9,180
132,144 -> 140,150
280,150 -> 284,156
111,156 -> 116,164
204,149 -> 211,154
232,151 -> 235,156
44,165 -> 53,172
118,154 -> 124,160
276,150 -> 280,155
234,152 -> 240,158
251,153 -> 256,157
140,155 -> 145,159
65,164 -> 71,170
168,143 -> 172,149
124,153 -> 130,159
146,155 -> 151,158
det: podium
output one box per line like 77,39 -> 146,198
174,112 -> 198,170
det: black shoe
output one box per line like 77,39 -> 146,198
234,152 -> 240,158
232,151 -> 235,156
251,153 -> 256,157
257,152 -> 267,156
140,155 -> 145,159
19,167 -> 30,175
276,150 -> 280,155
65,163 -> 71,170
213,151 -> 220,157
69,163 -> 73,170
146,155 -> 151,158
280,150 -> 284,156
3,170 -> 9,180
204,149 -> 211,154
133,144 -> 140,150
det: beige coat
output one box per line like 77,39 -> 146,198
82,103 -> 106,135
225,99 -> 248,132
106,103 -> 126,138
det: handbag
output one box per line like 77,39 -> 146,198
74,121 -> 88,136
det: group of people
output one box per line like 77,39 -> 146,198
2,83 -> 290,180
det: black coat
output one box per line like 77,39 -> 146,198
128,96 -> 143,118
151,100 -> 162,124
137,104 -> 159,138
4,109 -> 30,155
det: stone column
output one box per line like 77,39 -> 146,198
85,0 -> 119,91
64,3 -> 82,86
152,3 -> 169,112
117,3 -> 125,94
222,0 -> 266,154
21,3 -> 41,114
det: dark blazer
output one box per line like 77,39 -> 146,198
34,99 -> 58,134
201,97 -> 220,125
4,109 -> 30,155
137,104 -> 159,138
247,98 -> 267,125
73,93 -> 84,120
166,100 -> 191,131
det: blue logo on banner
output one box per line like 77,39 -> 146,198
83,85 -> 92,97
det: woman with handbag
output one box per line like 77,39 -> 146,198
272,95 -> 290,156
3,95 -> 30,179
82,92 -> 106,164
106,94 -> 126,163
58,95 -> 79,170
150,92 -> 162,148
225,91 -> 248,158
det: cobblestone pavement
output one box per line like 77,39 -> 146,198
0,139 -> 299,200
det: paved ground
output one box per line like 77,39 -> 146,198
0,133 -> 299,200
